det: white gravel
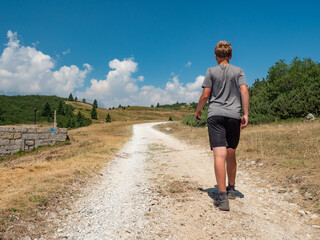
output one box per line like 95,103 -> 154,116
53,123 -> 160,240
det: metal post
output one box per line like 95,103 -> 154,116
34,108 -> 37,125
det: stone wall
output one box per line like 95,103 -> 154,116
0,126 -> 67,157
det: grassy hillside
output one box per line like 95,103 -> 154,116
0,95 -> 194,128
67,101 -> 194,122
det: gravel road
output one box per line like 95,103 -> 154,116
52,122 -> 320,240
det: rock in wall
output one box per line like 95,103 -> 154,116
0,126 -> 67,157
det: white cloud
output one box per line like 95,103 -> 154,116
77,58 -> 204,107
62,48 -> 70,55
77,58 -> 139,102
186,75 -> 204,91
185,61 -> 192,67
0,31 -> 204,107
0,30 -> 91,96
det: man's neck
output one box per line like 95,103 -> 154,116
219,60 -> 229,66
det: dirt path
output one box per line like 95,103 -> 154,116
51,122 -> 320,240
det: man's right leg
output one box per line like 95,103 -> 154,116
213,146 -> 230,211
213,147 -> 227,192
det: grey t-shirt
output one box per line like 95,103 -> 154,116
202,64 -> 247,119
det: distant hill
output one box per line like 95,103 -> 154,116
66,101 -> 194,123
0,95 -> 91,129
0,95 -> 194,127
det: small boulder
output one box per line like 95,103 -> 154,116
306,113 -> 315,120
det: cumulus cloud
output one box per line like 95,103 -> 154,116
77,58 -> 204,107
0,31 -> 204,107
0,30 -> 91,96
77,58 -> 139,102
185,61 -> 192,67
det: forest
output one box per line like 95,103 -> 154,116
0,95 -> 91,129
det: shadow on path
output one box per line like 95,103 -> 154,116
198,185 -> 244,200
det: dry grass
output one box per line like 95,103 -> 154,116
155,120 -> 320,216
0,122 -> 132,238
66,101 -> 193,123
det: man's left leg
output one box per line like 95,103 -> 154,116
226,148 -> 237,199
227,148 -> 236,185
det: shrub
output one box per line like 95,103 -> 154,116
182,106 -> 208,127
106,113 -> 111,123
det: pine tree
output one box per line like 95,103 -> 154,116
156,103 -> 160,108
106,113 -> 111,123
118,104 -> 122,108
91,106 -> 98,119
93,99 -> 98,108
0,106 -> 4,122
66,116 -> 75,128
82,98 -> 86,103
77,111 -> 84,126
169,116 -> 173,121
68,93 -> 74,101
75,96 -> 78,102
42,102 -> 52,117
57,101 -> 65,115
151,104 -> 154,108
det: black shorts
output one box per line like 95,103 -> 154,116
207,116 -> 241,150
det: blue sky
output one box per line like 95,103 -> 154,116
0,0 -> 319,107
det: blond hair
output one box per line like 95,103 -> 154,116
214,41 -> 232,58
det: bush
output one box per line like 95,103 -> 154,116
106,113 -> 111,123
182,106 -> 208,127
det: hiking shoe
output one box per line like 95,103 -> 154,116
214,198 -> 230,211
227,186 -> 236,199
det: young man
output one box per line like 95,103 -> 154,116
195,41 -> 249,211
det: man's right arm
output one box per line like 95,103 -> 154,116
195,88 -> 211,121
240,84 -> 249,129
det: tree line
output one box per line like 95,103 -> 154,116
249,57 -> 320,123
0,95 -> 92,129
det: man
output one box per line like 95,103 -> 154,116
195,41 -> 249,211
